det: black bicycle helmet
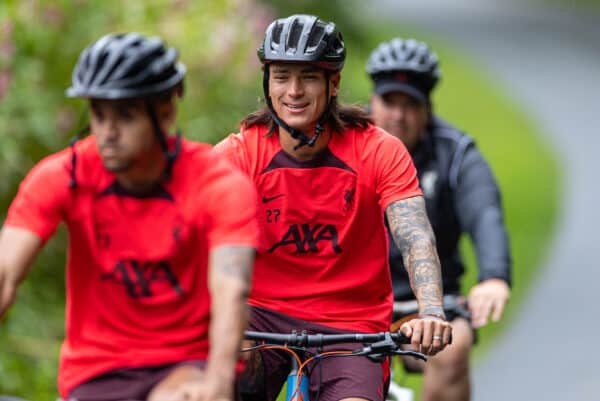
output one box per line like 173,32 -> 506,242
66,33 -> 185,188
258,14 -> 345,71
66,32 -> 186,99
366,38 -> 440,102
258,15 -> 345,149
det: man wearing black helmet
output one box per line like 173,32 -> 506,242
215,15 -> 452,401
0,33 -> 259,401
367,38 -> 512,401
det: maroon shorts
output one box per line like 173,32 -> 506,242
240,306 -> 390,401
67,360 -> 205,401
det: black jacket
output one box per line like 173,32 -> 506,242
389,116 -> 512,300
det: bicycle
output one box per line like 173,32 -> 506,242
387,294 -> 469,401
242,329 -> 427,401
3,328 -> 432,401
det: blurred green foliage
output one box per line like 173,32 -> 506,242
0,0 -> 559,400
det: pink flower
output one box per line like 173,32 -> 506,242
0,69 -> 12,101
171,0 -> 190,9
0,41 -> 15,63
43,5 -> 64,27
1,19 -> 14,37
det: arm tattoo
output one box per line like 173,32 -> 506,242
210,246 -> 254,295
206,245 -> 255,379
386,196 -> 444,315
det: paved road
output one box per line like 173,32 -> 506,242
367,1 -> 600,400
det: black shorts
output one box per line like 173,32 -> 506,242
67,360 -> 205,401
240,306 -> 390,401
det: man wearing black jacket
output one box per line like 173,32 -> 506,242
367,38 -> 512,401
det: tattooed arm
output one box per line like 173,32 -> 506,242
386,196 -> 443,315
386,196 -> 451,353
205,245 -> 255,399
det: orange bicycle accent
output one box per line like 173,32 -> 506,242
390,313 -> 419,333
262,345 -> 305,401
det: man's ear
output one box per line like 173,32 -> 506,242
174,83 -> 184,99
330,72 -> 341,97
158,100 -> 177,130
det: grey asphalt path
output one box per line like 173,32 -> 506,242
365,1 -> 600,400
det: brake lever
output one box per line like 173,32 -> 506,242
360,347 -> 428,362
391,349 -> 427,361
358,332 -> 404,362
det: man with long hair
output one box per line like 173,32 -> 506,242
215,15 -> 452,401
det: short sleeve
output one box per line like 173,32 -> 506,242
5,154 -> 71,242
371,128 -> 422,210
213,132 -> 250,175
200,153 -> 259,250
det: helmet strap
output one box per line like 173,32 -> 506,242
67,109 -> 93,189
145,101 -> 180,181
263,67 -> 333,151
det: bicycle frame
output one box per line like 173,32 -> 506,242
286,356 -> 308,401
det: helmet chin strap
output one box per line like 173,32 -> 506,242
263,67 -> 333,151
145,101 -> 181,181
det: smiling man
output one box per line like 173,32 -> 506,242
214,14 -> 452,401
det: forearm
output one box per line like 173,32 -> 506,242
470,207 -> 512,285
206,245 -> 254,381
386,197 -> 444,316
0,226 -> 42,317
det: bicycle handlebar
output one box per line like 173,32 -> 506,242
243,330 -> 426,362
244,330 -> 411,347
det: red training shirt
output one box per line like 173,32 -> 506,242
214,123 -> 421,333
5,135 -> 259,397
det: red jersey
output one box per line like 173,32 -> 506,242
5,135 -> 259,397
214,124 -> 421,333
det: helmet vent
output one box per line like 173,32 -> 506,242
307,25 -> 323,50
287,20 -> 303,54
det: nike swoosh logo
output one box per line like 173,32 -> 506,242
262,194 -> 285,203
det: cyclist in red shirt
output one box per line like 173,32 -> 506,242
214,14 -> 452,401
0,32 -> 258,401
